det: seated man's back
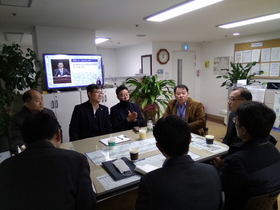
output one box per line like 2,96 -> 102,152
0,114 -> 96,210
135,115 -> 222,210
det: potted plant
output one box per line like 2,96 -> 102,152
216,62 -> 264,88
123,75 -> 176,122
0,43 -> 43,135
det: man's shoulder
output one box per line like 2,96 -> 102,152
188,97 -> 202,105
99,103 -> 109,110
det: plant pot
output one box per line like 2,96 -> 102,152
142,110 -> 157,124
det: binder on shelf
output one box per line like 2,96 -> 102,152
102,157 -> 136,181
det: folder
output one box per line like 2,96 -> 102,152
102,157 -> 136,181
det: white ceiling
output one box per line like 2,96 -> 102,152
0,0 -> 280,49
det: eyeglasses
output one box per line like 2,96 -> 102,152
92,91 -> 103,95
228,97 -> 244,102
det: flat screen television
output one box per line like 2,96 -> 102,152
43,54 -> 104,90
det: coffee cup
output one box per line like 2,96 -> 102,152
130,148 -> 139,161
139,129 -> 147,139
108,137 -> 116,149
205,135 -> 214,145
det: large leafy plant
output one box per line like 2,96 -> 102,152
0,43 -> 42,135
216,62 -> 263,88
122,75 -> 175,117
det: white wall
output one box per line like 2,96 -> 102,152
201,30 -> 280,116
115,42 -> 152,77
32,26 -> 97,59
97,48 -> 117,77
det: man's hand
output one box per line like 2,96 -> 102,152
210,156 -> 224,168
126,110 -> 138,122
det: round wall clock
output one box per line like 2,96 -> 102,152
157,49 -> 170,64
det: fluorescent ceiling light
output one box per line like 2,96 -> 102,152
233,32 -> 240,36
218,12 -> 280,28
95,38 -> 109,44
144,0 -> 223,22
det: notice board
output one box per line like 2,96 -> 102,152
234,38 -> 280,79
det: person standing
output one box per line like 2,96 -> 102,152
53,62 -> 70,77
164,84 -> 205,136
9,89 -> 56,152
110,85 -> 146,132
0,113 -> 96,209
69,84 -> 111,141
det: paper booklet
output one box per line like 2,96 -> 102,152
134,164 -> 159,175
99,135 -> 130,146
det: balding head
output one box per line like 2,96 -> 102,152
23,90 -> 44,114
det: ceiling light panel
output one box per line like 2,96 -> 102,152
144,0 -> 223,22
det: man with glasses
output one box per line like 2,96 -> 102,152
164,84 -> 205,136
222,87 -> 252,146
217,101 -> 280,210
110,85 -> 146,132
69,84 -> 111,141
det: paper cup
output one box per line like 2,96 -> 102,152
130,148 -> 139,160
139,129 -> 147,139
205,135 -> 214,145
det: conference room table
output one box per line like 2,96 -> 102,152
61,129 -> 229,201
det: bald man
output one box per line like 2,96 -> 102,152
9,90 -> 56,152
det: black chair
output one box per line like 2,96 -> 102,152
241,189 -> 280,210
202,106 -> 209,135
268,135 -> 278,146
0,134 -> 10,153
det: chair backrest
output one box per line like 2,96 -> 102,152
202,106 -> 208,135
241,189 -> 280,210
268,135 -> 278,146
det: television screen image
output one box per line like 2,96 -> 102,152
43,54 -> 104,89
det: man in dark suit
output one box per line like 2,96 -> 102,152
163,84 -> 206,136
69,84 -> 111,141
110,85 -> 146,132
53,62 -> 70,77
222,87 -> 252,146
9,89 -> 56,153
135,115 -> 222,210
0,113 -> 96,209
216,101 -> 280,210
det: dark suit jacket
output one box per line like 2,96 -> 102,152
69,100 -> 111,141
135,155 -> 222,210
9,106 -> 56,152
221,138 -> 280,210
0,141 -> 96,210
222,112 -> 241,146
53,68 -> 70,77
163,98 -> 205,136
110,102 -> 146,132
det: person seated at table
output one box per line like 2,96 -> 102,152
163,84 -> 205,136
135,115 -> 222,210
213,101 -> 280,210
110,85 -> 146,132
69,84 -> 111,141
0,113 -> 96,209
9,89 -> 57,153
222,87 -> 252,146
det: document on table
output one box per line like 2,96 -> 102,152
85,138 -> 158,166
99,135 -> 130,146
97,174 -> 141,190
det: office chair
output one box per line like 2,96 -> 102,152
202,106 -> 208,136
268,135 -> 278,146
0,134 -> 10,153
241,189 -> 280,210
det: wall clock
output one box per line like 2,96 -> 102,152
157,49 -> 170,64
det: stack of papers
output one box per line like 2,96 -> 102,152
99,135 -> 130,146
134,164 -> 159,175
